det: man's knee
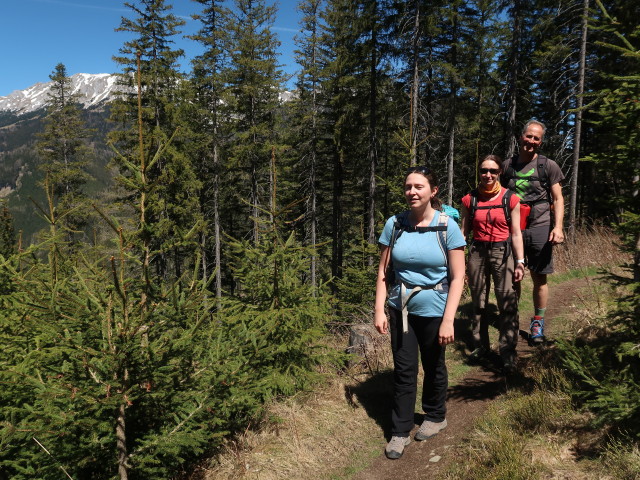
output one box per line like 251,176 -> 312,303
530,272 -> 548,288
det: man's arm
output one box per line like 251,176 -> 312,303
549,182 -> 564,244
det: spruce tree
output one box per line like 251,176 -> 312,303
189,0 -> 233,301
35,63 -> 93,238
293,0 -> 323,290
110,0 -> 201,282
224,0 -> 284,244
317,0 -> 365,288
0,71 -> 286,479
0,201 -> 16,258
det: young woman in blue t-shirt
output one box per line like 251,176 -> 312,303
374,166 -> 466,460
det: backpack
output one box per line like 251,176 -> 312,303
441,204 -> 460,224
468,188 -> 514,227
384,210 -> 451,334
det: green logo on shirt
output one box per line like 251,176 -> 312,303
514,168 -> 535,198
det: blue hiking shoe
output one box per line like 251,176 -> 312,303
529,316 -> 545,344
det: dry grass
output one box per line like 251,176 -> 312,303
199,376 -> 383,480
553,225 -> 624,273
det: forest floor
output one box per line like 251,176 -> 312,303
198,267 -> 622,480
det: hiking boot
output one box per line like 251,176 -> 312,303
529,316 -> 545,344
415,419 -> 447,441
502,358 -> 517,375
385,435 -> 410,459
468,346 -> 487,363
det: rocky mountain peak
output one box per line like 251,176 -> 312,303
0,73 -> 120,114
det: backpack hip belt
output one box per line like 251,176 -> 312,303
471,238 -> 512,264
400,279 -> 449,334
471,239 -> 510,248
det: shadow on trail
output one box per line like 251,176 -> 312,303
446,370 -> 505,402
346,371 -> 394,437
453,300 -> 501,355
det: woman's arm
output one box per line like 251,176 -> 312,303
510,203 -> 525,282
439,247 -> 465,345
374,245 -> 391,334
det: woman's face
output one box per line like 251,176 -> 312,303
404,172 -> 437,209
479,160 -> 501,188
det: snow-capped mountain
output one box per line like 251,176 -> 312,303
0,73 -> 120,114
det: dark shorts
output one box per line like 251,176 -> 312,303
523,225 -> 554,274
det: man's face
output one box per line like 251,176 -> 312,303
520,124 -> 544,155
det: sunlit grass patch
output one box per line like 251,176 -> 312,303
439,388 -> 604,480
602,440 -> 640,480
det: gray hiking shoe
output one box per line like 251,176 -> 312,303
415,419 -> 447,441
385,435 -> 410,459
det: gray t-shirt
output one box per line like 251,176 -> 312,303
502,155 -> 564,228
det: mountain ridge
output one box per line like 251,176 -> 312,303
0,73 -> 296,116
0,73 -> 120,114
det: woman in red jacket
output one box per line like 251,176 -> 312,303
460,155 -> 525,373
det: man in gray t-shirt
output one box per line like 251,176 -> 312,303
501,120 -> 565,345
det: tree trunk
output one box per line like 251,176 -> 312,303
331,147 -> 344,291
409,0 -> 420,167
569,0 -> 589,238
367,0 -> 378,252
116,398 -> 128,480
447,8 -> 458,206
505,0 -> 522,159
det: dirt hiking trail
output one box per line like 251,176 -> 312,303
351,276 -> 589,480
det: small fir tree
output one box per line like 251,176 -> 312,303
35,63 -> 93,238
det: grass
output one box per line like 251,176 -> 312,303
437,226 -> 636,480
196,226 -> 635,480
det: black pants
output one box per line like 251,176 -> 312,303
389,308 -> 447,437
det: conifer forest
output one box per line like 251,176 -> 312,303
0,0 -> 638,478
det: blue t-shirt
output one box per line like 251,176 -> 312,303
379,211 -> 466,317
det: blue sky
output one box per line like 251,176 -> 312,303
1,0 -> 301,97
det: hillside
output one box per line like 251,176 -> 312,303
0,75 -> 118,241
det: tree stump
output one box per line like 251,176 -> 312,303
346,324 -> 377,355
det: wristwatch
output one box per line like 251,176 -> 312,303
516,259 -> 525,264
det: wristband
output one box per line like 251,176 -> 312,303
516,259 -> 525,264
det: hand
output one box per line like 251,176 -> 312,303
438,321 -> 455,345
514,263 -> 525,282
374,310 -> 389,335
549,227 -> 564,245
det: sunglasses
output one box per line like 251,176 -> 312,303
479,168 -> 500,174
406,165 -> 431,176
